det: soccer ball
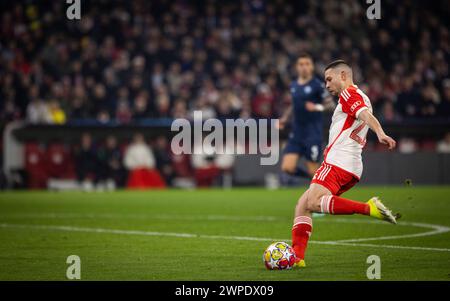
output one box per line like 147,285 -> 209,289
263,241 -> 296,270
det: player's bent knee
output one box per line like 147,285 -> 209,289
281,155 -> 299,175
306,163 -> 319,178
281,164 -> 296,174
306,191 -> 326,212
296,190 -> 309,206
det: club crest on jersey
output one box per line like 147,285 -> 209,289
304,86 -> 312,94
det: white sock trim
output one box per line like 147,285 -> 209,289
320,195 -> 333,214
293,215 -> 313,228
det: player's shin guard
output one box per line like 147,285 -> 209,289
292,216 -> 312,260
320,195 -> 370,215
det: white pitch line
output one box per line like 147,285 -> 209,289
334,221 -> 450,243
2,213 -> 450,244
0,223 -> 278,242
316,241 -> 450,252
2,213 -> 449,239
1,223 -> 450,253
0,213 -> 281,222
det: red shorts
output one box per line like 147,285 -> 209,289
311,162 -> 359,196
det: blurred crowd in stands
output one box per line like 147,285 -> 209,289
1,0 -> 449,126
24,133 -> 236,190
1,0 -> 450,189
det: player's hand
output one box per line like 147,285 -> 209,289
276,118 -> 286,130
305,101 -> 316,112
378,134 -> 396,150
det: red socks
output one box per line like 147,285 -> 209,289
320,195 -> 370,215
291,216 -> 312,260
291,195 -> 370,260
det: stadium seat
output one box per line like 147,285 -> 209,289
194,166 -> 221,187
25,142 -> 47,189
45,143 -> 76,179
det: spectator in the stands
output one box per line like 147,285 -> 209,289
172,100 -> 188,119
27,99 -> 51,124
395,77 -> 421,118
189,95 -> 216,120
123,133 -> 165,189
215,142 -> 237,188
191,141 -> 221,187
91,83 -> 109,117
154,86 -> 172,118
215,90 -> 241,120
116,99 -> 133,124
379,102 -> 401,123
1,99 -> 21,122
97,109 -> 111,124
398,137 -> 418,154
48,100 -> 66,125
437,132 -> 450,153
97,135 -> 126,189
419,82 -> 440,118
0,0 -> 449,129
252,83 -> 275,119
69,84 -> 89,119
191,136 -> 236,187
439,79 -> 450,118
74,133 -> 98,191
132,91 -> 150,120
152,136 -> 174,185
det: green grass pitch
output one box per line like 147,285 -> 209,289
0,186 -> 449,280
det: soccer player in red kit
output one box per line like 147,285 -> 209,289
291,60 -> 400,268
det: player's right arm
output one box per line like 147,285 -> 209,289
341,87 -> 396,150
359,110 -> 396,150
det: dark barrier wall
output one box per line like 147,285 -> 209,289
11,117 -> 450,143
232,152 -> 450,186
361,152 -> 448,185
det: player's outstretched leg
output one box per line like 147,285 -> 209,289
304,184 -> 399,223
292,183 -> 400,268
317,194 -> 398,224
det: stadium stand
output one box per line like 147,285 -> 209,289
0,0 -> 449,189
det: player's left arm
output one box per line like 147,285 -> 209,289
359,110 -> 396,150
305,82 -> 334,112
306,97 -> 335,112
320,82 -> 336,111
322,95 -> 336,111
305,101 -> 323,112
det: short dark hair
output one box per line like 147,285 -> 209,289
297,52 -> 313,61
324,60 -> 349,71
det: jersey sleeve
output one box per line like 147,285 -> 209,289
340,88 -> 368,118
